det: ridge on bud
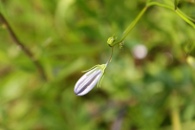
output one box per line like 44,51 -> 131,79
74,64 -> 107,96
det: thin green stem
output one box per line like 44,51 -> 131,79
175,9 -> 195,29
109,6 -> 148,47
146,2 -> 174,10
147,2 -> 195,29
177,8 -> 195,22
108,47 -> 114,63
108,1 -> 195,47
121,6 -> 148,43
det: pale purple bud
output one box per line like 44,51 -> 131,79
74,64 -> 107,96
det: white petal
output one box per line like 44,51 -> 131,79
74,69 -> 100,94
75,68 -> 97,86
75,69 -> 100,91
74,69 -> 102,96
76,73 -> 102,96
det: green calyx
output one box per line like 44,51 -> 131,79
82,63 -> 107,87
96,64 -> 107,87
82,63 -> 107,73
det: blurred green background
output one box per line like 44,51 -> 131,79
0,0 -> 195,130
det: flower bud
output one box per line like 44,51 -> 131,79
74,64 -> 107,96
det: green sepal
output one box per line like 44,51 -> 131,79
82,63 -> 107,79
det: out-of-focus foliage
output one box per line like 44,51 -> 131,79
0,0 -> 195,130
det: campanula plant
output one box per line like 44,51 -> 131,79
74,0 -> 195,96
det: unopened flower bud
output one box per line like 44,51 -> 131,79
74,64 -> 107,96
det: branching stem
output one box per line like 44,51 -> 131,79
108,1 -> 195,47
